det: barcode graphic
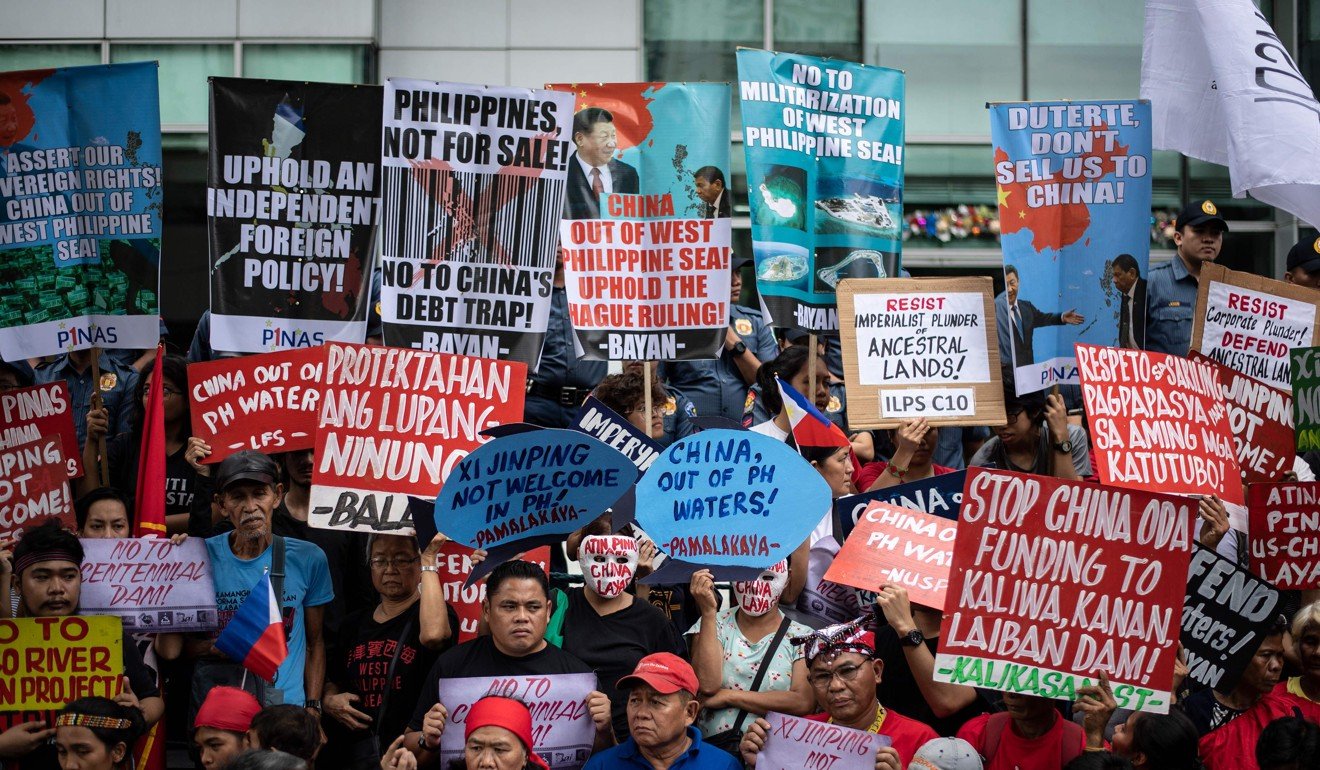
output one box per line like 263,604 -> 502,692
381,166 -> 563,269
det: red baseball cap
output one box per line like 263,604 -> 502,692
617,652 -> 699,695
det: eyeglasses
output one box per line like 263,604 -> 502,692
808,663 -> 866,689
628,406 -> 664,417
369,556 -> 420,570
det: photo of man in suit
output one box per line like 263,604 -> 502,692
694,166 -> 731,218
563,107 -> 639,220
1110,253 -> 1146,349
995,264 -> 1085,368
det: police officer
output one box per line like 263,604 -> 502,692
660,255 -> 776,420
1146,199 -> 1226,356
1285,236 -> 1320,290
33,347 -> 138,449
742,328 -> 848,431
525,256 -> 608,428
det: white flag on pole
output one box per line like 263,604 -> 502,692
1142,0 -> 1320,226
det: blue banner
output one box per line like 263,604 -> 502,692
990,100 -> 1152,395
0,62 -> 162,361
834,470 -> 965,541
737,50 -> 904,331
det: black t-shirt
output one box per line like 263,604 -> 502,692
874,625 -> 989,737
1181,688 -> 1245,737
408,635 -> 594,731
107,431 -> 198,517
560,588 -> 683,739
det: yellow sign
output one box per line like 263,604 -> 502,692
0,616 -> 123,711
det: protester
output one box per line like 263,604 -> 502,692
856,419 -> 955,492
225,749 -> 309,770
970,387 -> 1089,479
1109,710 -> 1201,770
0,360 -> 32,389
74,486 -> 132,539
908,737 -> 984,770
748,345 -> 833,442
248,705 -> 323,766
33,347 -> 138,449
1181,618 -> 1287,736
1145,199 -> 1225,356
744,329 -> 852,436
465,696 -> 551,770
1255,715 -> 1320,770
957,692 -> 1086,768
53,697 -> 146,770
194,686 -> 262,770
593,371 -> 668,440
1285,601 -> 1320,704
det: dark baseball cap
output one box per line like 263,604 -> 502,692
214,450 -> 280,492
1174,199 -> 1228,232
1288,236 -> 1320,275
731,253 -> 754,271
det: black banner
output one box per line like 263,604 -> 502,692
1183,544 -> 1281,693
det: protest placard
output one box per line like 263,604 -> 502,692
189,347 -> 325,463
0,616 -> 123,711
379,79 -> 574,367
1189,352 -> 1295,484
634,429 -> 829,574
572,396 -> 662,473
1248,481 -> 1320,590
758,711 -> 890,770
837,277 -> 1003,426
934,468 -> 1195,714
1182,544 -> 1281,693
737,50 -> 904,331
0,381 -> 81,478
0,62 -> 162,361
438,674 -> 597,770
1292,346 -> 1320,451
1191,264 -> 1320,391
79,538 -> 218,633
208,79 -> 381,352
435,541 -> 551,643
991,100 -> 1153,395
835,471 -> 965,541
1076,343 -> 1245,524
309,343 -> 526,536
0,436 -> 73,539
826,501 -> 957,610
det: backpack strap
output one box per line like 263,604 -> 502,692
270,535 -> 286,614
981,712 -> 1012,763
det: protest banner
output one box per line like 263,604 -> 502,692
309,343 -> 526,536
634,429 -> 829,575
207,79 -> 381,353
379,79 -> 574,367
1292,346 -> 1320,451
435,428 -> 638,581
826,500 -> 957,610
438,673 -> 597,770
1191,264 -> 1320,391
435,541 -> 551,643
0,381 -> 80,478
188,346 -> 325,463
837,277 -> 1004,426
78,537 -> 218,633
991,100 -> 1153,395
0,616 -> 123,711
1248,481 -> 1320,590
758,711 -> 890,770
0,62 -> 162,361
572,396 -> 662,472
0,436 -> 73,539
1189,352 -> 1295,484
934,468 -> 1195,714
1182,544 -> 1281,693
549,82 -> 732,360
736,50 -> 904,331
835,470 -> 965,541
1076,343 -> 1245,526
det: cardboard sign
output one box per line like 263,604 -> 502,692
188,347 -> 326,463
634,429 -> 829,574
1189,352 -> 1295,484
0,381 -> 81,478
0,616 -> 123,711
78,538 -> 218,633
0,436 -> 73,539
759,711 -> 890,770
1191,263 -> 1320,391
1183,545 -> 1281,693
838,277 -> 1005,427
572,396 -> 662,472
1248,482 -> 1320,589
835,470 -> 965,541
934,468 -> 1196,714
1076,343 -> 1245,522
435,542 -> 551,643
309,343 -> 526,535
438,674 -> 597,770
1292,346 -> 1320,451
825,501 -> 956,610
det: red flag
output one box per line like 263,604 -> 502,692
134,343 -> 167,538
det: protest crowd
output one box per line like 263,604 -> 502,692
10,4 -> 1320,770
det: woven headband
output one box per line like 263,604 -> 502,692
791,615 -> 875,662
56,713 -> 133,730
13,549 -> 80,576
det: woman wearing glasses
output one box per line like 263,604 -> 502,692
324,533 -> 457,769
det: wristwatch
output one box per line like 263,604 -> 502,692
732,341 -> 747,355
421,565 -> 438,573
1053,439 -> 1073,454
305,699 -> 321,712
899,628 -> 925,647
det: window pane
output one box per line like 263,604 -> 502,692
1027,0 -> 1142,100
0,44 -> 101,72
645,0 -> 763,83
773,0 -> 862,62
110,44 -> 233,126
243,44 -> 370,84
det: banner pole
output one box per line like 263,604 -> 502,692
90,347 -> 109,487
1049,383 -> 1060,478
643,362 -> 653,439
808,334 -> 818,405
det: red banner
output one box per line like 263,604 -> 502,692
0,436 -> 73,539
436,541 -> 550,643
1189,352 -> 1295,484
1248,482 -> 1320,589
0,382 -> 81,478
188,347 -> 327,464
824,500 -> 956,610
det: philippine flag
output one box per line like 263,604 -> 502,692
776,376 -> 851,450
215,570 -> 287,683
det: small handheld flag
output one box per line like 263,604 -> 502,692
215,570 -> 287,683
776,376 -> 850,450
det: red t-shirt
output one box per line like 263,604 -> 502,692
806,708 -> 939,766
957,712 -> 1086,770
854,461 -> 957,493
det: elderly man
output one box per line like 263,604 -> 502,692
740,616 -> 937,768
583,653 -> 739,770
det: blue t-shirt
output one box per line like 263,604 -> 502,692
205,534 -> 334,705
583,727 -> 739,770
